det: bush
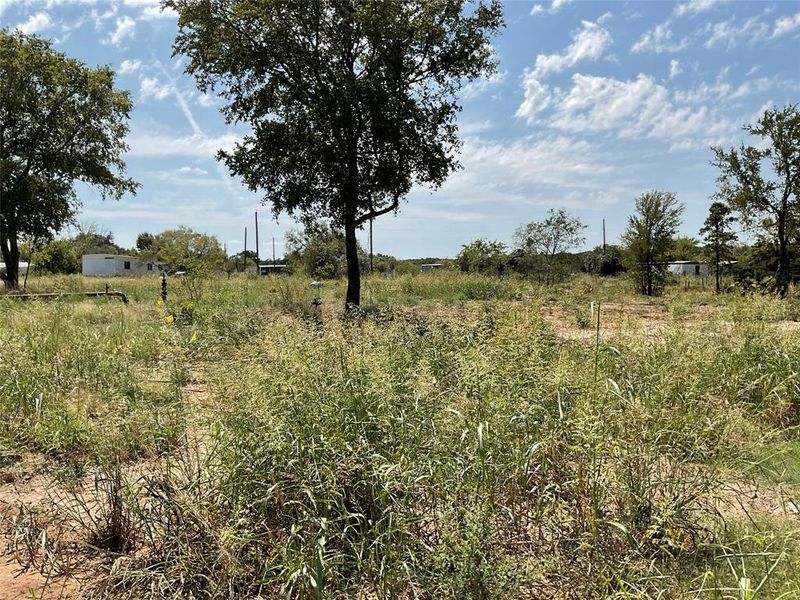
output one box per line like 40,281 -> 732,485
455,239 -> 507,276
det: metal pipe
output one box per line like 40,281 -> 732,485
3,290 -> 129,304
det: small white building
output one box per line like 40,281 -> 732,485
82,254 -> 162,276
667,260 -> 709,277
420,263 -> 444,272
259,263 -> 288,275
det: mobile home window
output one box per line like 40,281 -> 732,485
147,263 -> 153,271
124,261 -> 131,270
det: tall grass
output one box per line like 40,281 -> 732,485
0,273 -> 798,599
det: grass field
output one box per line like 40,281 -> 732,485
1,272 -> 799,599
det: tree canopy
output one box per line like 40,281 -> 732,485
712,104 -> 800,296
166,0 -> 503,306
514,208 -> 585,284
152,227 -> 226,273
622,190 -> 684,296
700,201 -> 737,293
0,30 -> 137,287
455,238 -> 506,276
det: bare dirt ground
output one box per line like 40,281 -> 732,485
0,377 -> 211,600
0,456 -> 78,600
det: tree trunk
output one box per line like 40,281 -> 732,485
715,246 -> 721,293
344,216 -> 360,309
0,228 -> 20,289
776,217 -> 789,298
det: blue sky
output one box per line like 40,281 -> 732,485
2,0 -> 799,258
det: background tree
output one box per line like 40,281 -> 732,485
622,190 -> 684,296
285,225 -> 366,279
71,226 -> 124,256
152,227 -> 226,273
136,232 -> 156,254
699,201 -> 737,293
514,208 -> 586,284
167,0 -> 503,308
667,237 -> 702,261
454,239 -> 507,276
582,244 -> 625,277
712,104 -> 799,297
0,30 -> 137,288
31,239 -> 80,275
229,250 -> 260,273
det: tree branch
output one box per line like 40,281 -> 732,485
354,194 -> 399,226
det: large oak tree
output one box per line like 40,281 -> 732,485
166,0 -> 503,307
0,30 -> 137,288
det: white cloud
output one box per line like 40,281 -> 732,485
119,59 -> 142,74
437,135 -> 616,208
631,23 -> 689,54
516,19 -> 612,123
731,76 -> 797,99
463,70 -> 507,99
127,132 -> 241,158
91,6 -> 117,30
531,0 -> 572,16
674,0 -> 720,17
669,59 -> 682,79
548,73 -> 738,150
0,0 -> 15,17
140,77 -> 173,100
745,65 -> 761,77
550,0 -> 572,14
704,15 -> 769,48
531,20 -> 613,78
177,166 -> 209,175
141,4 -> 177,19
458,119 -> 493,135
773,12 -> 800,38
106,15 -> 135,47
197,93 -> 218,108
16,11 -> 53,34
516,74 -> 557,123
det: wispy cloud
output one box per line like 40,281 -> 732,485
631,23 -> 689,54
16,11 -> 53,34
106,15 -> 136,47
773,12 -> 800,38
674,0 -> 720,18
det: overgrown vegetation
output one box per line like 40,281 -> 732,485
1,272 -> 798,599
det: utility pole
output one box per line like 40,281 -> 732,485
254,211 -> 260,272
243,226 -> 247,272
602,218 -> 607,255
369,217 -> 374,274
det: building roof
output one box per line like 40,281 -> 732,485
83,253 -> 141,259
667,260 -> 702,264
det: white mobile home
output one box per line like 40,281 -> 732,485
82,254 -> 162,276
667,261 -> 709,277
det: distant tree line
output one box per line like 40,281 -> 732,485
455,105 -> 799,297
